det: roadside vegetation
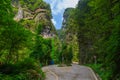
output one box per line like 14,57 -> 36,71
0,0 -> 73,79
61,0 -> 120,79
0,0 -> 120,80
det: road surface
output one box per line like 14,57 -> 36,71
42,64 -> 98,80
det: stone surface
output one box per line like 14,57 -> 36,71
12,0 -> 56,38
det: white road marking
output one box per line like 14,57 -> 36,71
47,67 -> 59,80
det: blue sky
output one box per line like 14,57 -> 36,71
44,0 -> 79,29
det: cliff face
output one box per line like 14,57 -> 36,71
12,0 -> 56,38
59,8 -> 79,61
62,8 -> 74,30
59,8 -> 75,42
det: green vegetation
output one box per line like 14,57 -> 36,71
0,0 -> 53,80
58,8 -> 79,63
19,0 -> 50,11
63,0 -> 120,79
30,24 -> 52,66
1,0 -> 120,80
60,44 -> 73,65
0,0 -> 59,79
19,0 -> 52,20
0,58 -> 45,80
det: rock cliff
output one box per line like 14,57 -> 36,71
12,0 -> 56,38
58,8 -> 79,61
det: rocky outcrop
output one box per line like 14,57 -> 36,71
14,7 -> 23,21
58,8 -> 79,61
41,26 -> 56,38
58,8 -> 75,41
12,0 -> 56,38
62,8 -> 74,30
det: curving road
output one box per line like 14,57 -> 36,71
42,64 -> 98,80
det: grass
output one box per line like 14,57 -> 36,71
86,64 -> 112,80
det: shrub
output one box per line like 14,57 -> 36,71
0,58 -> 45,80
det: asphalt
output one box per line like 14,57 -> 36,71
42,64 -> 98,80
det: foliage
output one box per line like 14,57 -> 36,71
50,37 -> 61,63
87,64 -> 112,80
19,0 -> 50,11
58,8 -> 79,63
57,43 -> 73,65
0,58 -> 45,80
0,0 -> 13,25
30,24 -> 52,66
0,22 -> 32,64
20,19 -> 36,32
68,0 -> 120,79
0,0 -> 45,80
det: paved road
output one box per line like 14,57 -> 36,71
42,64 -> 98,80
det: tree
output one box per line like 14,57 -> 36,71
0,0 -> 32,64
30,24 -> 52,65
0,0 -> 13,26
0,21 -> 32,63
68,0 -> 120,79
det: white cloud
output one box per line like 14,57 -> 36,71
51,19 -> 56,26
49,0 -> 79,15
62,17 -> 64,21
44,0 -> 79,29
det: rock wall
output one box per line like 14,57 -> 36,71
12,0 -> 56,38
59,8 -> 79,61
62,8 -> 74,30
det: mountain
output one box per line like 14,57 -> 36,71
12,0 -> 56,38
58,8 -> 79,61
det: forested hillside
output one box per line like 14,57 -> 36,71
58,8 -> 79,62
62,0 -> 120,79
0,0 -> 120,80
12,0 -> 56,38
0,0 -> 59,79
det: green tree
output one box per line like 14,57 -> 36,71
72,0 -> 120,79
0,22 -> 31,64
0,1 -> 45,80
0,0 -> 32,64
60,0 -> 120,79
30,24 -> 52,65
0,0 -> 13,25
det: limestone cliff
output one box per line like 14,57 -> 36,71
12,0 -> 56,38
58,8 -> 75,42
62,8 -> 74,30
59,8 -> 79,61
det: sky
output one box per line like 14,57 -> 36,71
44,0 -> 79,29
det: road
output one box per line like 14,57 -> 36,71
42,64 -> 98,80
